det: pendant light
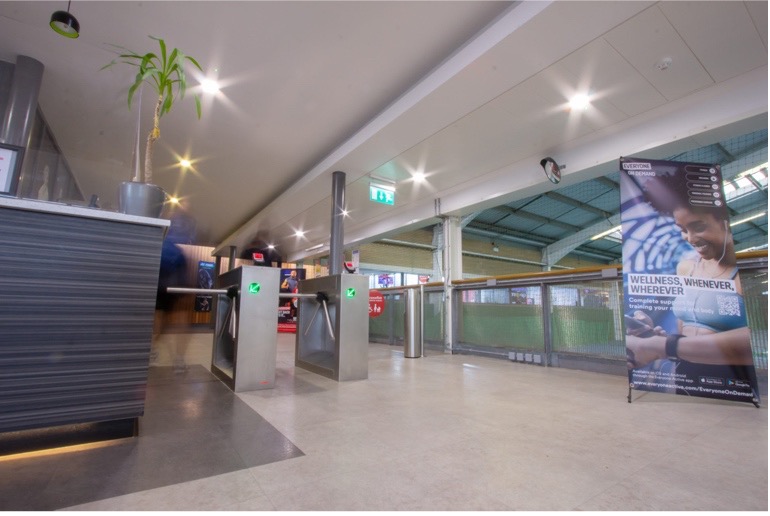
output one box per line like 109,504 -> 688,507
50,0 -> 80,38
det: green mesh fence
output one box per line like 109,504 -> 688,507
459,299 -> 544,351
549,281 -> 624,357
740,267 -> 768,370
550,306 -> 621,357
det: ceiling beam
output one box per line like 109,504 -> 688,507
594,176 -> 619,190
544,191 -> 613,219
465,221 -> 617,262
541,214 -> 621,268
491,205 -> 582,232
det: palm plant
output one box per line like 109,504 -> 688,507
104,36 -> 202,184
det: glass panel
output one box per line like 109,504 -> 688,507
549,281 -> 624,358
368,291 -> 403,344
739,267 -> 768,372
423,290 -> 444,347
458,287 -> 545,351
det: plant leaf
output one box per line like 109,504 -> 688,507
185,55 -> 203,72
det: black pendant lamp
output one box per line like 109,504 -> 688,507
50,0 -> 80,38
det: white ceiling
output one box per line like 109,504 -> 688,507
0,1 -> 766,263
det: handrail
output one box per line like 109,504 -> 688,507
371,250 -> 767,292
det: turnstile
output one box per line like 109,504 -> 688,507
295,274 -> 369,381
211,266 -> 280,392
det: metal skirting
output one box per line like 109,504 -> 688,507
0,418 -> 137,456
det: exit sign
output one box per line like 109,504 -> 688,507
369,184 -> 395,206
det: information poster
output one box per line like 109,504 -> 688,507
619,157 -> 759,405
195,261 -> 216,312
278,268 -> 306,333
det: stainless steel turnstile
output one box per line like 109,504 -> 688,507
295,274 -> 369,381
211,266 -> 280,392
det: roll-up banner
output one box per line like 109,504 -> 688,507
619,157 -> 759,405
195,261 -> 216,312
278,268 -> 306,333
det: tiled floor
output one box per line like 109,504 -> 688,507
2,331 -> 767,511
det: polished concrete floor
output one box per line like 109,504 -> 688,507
1,331 -> 767,511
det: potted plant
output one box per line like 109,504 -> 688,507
103,36 -> 203,217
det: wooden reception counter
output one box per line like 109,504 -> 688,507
0,196 -> 169,445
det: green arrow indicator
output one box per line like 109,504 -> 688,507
346,288 -> 356,298
248,282 -> 261,294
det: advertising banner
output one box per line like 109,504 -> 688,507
195,261 -> 216,312
278,268 -> 306,333
619,157 -> 759,405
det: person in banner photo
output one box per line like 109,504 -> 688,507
620,158 -> 758,403
281,269 -> 299,320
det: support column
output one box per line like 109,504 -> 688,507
228,246 -> 237,271
329,171 -> 345,276
431,224 -> 443,281
441,216 -> 462,353
0,55 -> 43,148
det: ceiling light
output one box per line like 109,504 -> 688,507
412,172 -> 426,183
294,230 -> 305,237
569,93 -> 590,110
730,212 -> 766,227
201,79 -> 220,94
50,1 -> 80,38
591,225 -> 621,241
179,159 -> 191,168
168,196 -> 180,205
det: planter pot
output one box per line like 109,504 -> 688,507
118,181 -> 166,218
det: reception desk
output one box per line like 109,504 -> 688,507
0,197 -> 169,439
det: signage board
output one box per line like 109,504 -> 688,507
369,183 -> 395,206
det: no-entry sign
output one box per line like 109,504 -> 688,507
369,290 -> 385,318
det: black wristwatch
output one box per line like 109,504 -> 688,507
665,334 -> 684,360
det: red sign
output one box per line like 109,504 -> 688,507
369,290 -> 385,318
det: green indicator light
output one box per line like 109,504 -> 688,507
249,283 -> 261,294
346,288 -> 356,298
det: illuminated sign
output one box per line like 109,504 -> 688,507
369,183 -> 395,206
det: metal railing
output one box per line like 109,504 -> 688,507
369,252 -> 768,377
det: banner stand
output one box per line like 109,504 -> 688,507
627,383 -> 760,408
619,156 -> 760,408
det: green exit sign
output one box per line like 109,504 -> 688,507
369,184 -> 395,206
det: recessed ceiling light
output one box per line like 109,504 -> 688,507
412,172 -> 426,183
295,230 -> 305,237
569,93 -> 590,110
179,159 -> 191,168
